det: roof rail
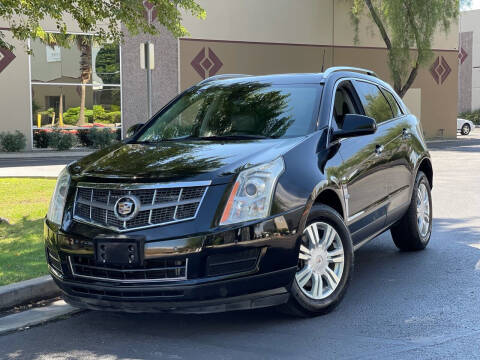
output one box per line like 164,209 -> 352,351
322,66 -> 377,78
198,74 -> 252,84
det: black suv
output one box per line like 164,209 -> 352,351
45,67 -> 433,316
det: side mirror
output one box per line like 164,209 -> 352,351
332,114 -> 377,141
126,123 -> 144,138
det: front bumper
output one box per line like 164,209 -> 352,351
44,208 -> 303,313
56,269 -> 294,313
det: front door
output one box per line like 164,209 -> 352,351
331,80 -> 389,244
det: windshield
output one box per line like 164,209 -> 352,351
135,81 -> 322,142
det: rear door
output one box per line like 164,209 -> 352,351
379,87 -> 415,224
331,80 -> 389,244
352,80 -> 413,227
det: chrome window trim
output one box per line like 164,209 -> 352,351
68,256 -> 188,283
73,181 -> 211,232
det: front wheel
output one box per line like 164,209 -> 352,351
461,124 -> 471,135
283,204 -> 353,317
391,171 -> 432,251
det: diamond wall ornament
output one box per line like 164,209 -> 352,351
191,47 -> 223,79
458,47 -> 468,65
0,47 -> 15,74
430,56 -> 451,85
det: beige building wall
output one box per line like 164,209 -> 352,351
181,0 -> 334,46
0,32 -> 33,149
180,0 -> 459,139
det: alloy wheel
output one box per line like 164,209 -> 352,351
416,182 -> 431,238
295,222 -> 345,300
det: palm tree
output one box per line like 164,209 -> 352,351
76,35 -> 92,126
42,33 -> 92,126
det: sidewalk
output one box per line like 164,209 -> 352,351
0,151 -> 91,178
0,165 -> 66,178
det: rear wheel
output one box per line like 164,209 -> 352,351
391,171 -> 432,251
461,123 -> 471,135
284,204 -> 353,317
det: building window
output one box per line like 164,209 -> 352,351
30,34 -> 121,149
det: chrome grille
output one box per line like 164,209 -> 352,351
73,182 -> 210,232
46,247 -> 63,276
69,255 -> 187,283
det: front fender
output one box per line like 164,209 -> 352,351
272,128 -> 345,238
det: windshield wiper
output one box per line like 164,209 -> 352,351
136,135 -> 200,143
136,134 -> 270,143
197,134 -> 270,140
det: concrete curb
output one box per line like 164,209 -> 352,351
0,300 -> 81,335
0,175 -> 58,179
0,276 -> 60,311
426,139 -> 462,144
0,151 -> 92,160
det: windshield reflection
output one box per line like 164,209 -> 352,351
136,81 -> 321,142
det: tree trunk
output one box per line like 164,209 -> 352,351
78,83 -> 87,125
76,36 -> 92,126
397,60 -> 419,98
59,90 -> 64,127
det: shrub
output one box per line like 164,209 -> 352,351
76,128 -> 94,147
48,130 -> 76,151
92,105 -> 120,124
108,111 -> 121,124
0,131 -> 26,152
459,110 -> 480,125
33,130 -> 50,148
87,127 -> 118,149
93,105 -> 108,123
63,107 -> 94,125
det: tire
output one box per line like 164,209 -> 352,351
461,124 -> 471,136
283,204 -> 353,317
391,171 -> 432,251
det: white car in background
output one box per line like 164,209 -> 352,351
457,118 -> 475,136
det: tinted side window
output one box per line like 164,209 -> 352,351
382,89 -> 403,118
353,81 -> 393,124
332,81 -> 361,131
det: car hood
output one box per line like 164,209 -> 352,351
71,138 -> 304,184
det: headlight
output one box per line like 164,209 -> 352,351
47,166 -> 71,226
220,157 -> 284,226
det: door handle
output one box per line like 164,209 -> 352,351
375,144 -> 384,155
402,128 -> 411,140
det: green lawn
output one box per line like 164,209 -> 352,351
0,178 -> 56,285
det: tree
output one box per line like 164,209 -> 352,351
0,0 -> 205,51
96,43 -> 121,85
349,0 -> 462,98
77,35 -> 92,126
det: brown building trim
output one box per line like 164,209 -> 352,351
0,47 -> 15,73
180,37 -> 458,53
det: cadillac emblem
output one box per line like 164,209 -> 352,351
114,195 -> 140,221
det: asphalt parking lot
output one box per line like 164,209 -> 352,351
1,132 -> 480,360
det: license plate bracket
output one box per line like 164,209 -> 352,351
95,236 -> 144,266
